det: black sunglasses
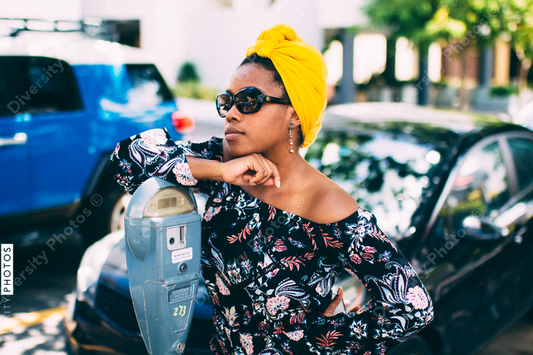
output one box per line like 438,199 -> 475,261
216,87 -> 291,118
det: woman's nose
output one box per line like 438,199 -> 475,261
225,103 -> 242,122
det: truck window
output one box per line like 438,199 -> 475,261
125,64 -> 174,104
0,56 -> 83,116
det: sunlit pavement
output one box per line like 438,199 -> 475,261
2,304 -> 533,354
1,306 -> 68,354
0,235 -> 82,355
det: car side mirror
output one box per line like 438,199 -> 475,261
461,216 -> 505,241
462,202 -> 531,241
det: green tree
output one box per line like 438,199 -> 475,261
365,0 -> 440,42
501,0 -> 533,105
425,0 -> 505,109
364,0 -> 440,105
364,0 -> 509,108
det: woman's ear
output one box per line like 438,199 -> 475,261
288,111 -> 303,148
289,109 -> 301,128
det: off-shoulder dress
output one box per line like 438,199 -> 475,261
108,128 -> 434,355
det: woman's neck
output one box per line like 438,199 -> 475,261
250,150 -> 310,196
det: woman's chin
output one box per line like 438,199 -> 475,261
227,144 -> 252,158
225,137 -> 270,158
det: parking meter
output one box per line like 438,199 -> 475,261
125,177 -> 202,355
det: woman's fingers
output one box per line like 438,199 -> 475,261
224,154 -> 280,187
247,155 -> 269,184
323,287 -> 343,317
346,301 -> 361,313
250,156 -> 280,187
346,285 -> 364,312
249,155 -> 276,185
267,158 -> 281,188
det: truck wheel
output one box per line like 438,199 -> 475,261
80,185 -> 130,246
387,336 -> 433,355
109,191 -> 131,232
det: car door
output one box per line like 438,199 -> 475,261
0,57 -> 31,233
420,134 -> 528,354
1,56 -> 87,229
22,57 -> 87,214
497,133 -> 533,315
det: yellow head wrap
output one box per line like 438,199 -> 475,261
245,24 -> 327,148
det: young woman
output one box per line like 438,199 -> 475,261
109,24 -> 433,355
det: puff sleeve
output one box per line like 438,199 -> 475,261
308,209 -> 434,352
108,128 -> 223,195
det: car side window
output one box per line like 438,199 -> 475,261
1,56 -> 83,116
507,137 -> 533,192
438,140 -> 509,237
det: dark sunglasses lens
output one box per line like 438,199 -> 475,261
235,88 -> 262,114
216,94 -> 232,117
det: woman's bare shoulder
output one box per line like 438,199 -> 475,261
303,173 -> 359,224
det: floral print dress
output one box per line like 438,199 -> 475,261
108,128 -> 434,355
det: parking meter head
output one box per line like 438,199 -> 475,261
124,177 -> 202,355
126,177 -> 197,219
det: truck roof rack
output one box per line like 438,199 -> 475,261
0,18 -> 113,37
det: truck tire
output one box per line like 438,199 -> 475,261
79,184 -> 130,246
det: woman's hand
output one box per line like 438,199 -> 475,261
220,154 -> 281,188
323,287 -> 362,317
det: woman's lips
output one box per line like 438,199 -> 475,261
225,128 -> 244,141
225,133 -> 244,140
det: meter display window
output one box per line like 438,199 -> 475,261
144,187 -> 195,217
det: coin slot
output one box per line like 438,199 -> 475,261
167,225 -> 186,251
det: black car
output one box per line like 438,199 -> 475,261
64,102 -> 533,355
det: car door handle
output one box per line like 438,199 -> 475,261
0,132 -> 27,146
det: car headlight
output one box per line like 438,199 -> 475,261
76,230 -> 125,303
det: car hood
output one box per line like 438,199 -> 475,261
99,236 -> 131,299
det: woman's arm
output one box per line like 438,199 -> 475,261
187,154 -> 280,188
108,128 -> 281,195
310,209 -> 434,350
108,128 -> 223,195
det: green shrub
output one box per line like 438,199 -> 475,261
172,81 -> 219,101
177,62 -> 200,82
490,85 -> 518,97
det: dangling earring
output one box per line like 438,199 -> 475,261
289,122 -> 294,154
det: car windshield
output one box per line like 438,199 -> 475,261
305,126 -> 446,240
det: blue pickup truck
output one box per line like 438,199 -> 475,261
0,30 -> 192,249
